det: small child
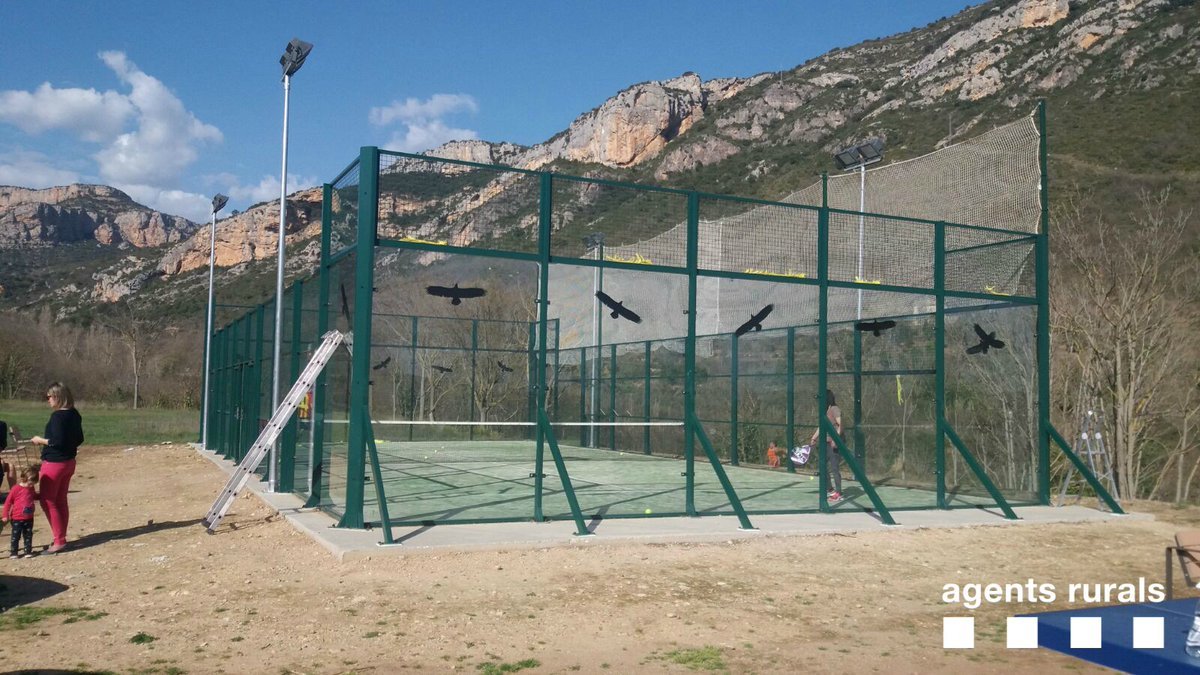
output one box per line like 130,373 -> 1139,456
766,442 -> 781,468
3,464 -> 39,558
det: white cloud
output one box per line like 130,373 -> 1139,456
0,51 -> 223,204
92,51 -> 222,187
0,150 -> 82,188
217,172 -> 321,208
370,93 -> 480,152
119,184 -> 213,223
0,82 -> 134,143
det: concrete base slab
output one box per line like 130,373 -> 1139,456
194,444 -> 1147,561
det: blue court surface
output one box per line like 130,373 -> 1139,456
1027,599 -> 1199,672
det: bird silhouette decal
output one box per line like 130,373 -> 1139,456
855,319 -> 897,337
426,283 -> 487,306
372,356 -> 392,371
735,304 -> 774,337
339,283 -> 351,322
497,361 -> 514,373
431,365 -> 453,374
595,291 -> 642,323
966,323 -> 1006,355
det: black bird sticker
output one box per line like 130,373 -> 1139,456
595,291 -> 642,323
735,304 -> 774,337
372,356 -> 391,371
855,319 -> 897,337
339,283 -> 351,322
426,283 -> 486,306
497,361 -> 514,373
966,323 -> 1006,355
432,365 -> 453,374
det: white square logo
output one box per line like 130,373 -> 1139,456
1070,616 -> 1102,649
943,616 -> 975,649
1132,616 -> 1164,649
1007,616 -> 1038,649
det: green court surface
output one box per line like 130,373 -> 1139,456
320,440 -> 1016,526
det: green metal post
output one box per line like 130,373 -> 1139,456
578,348 -> 588,447
250,304 -> 265,465
533,172 -> 553,521
364,421 -> 395,544
409,317 -> 417,442
537,410 -> 590,535
338,146 -> 380,529
935,221 -> 948,508
552,319 -> 561,420
730,335 -> 740,466
824,421 -> 897,525
853,330 -> 864,464
691,413 -> 755,530
470,319 -> 478,441
278,278 -> 303,492
526,322 -> 536,438
305,184 -> 334,508
786,327 -> 796,473
609,343 -> 617,450
643,340 -> 652,454
685,191 -> 700,516
943,423 -> 1019,520
1035,100 -> 1052,504
817,173 -> 830,511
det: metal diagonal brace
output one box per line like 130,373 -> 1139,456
822,418 -> 897,526
942,423 -> 1019,520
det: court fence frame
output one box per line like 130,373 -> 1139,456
200,101 -> 1121,535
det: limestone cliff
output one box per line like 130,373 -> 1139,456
0,184 -> 197,248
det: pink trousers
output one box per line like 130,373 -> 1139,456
39,459 -> 76,547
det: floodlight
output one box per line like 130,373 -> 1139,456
211,193 -> 229,215
583,232 -> 606,251
280,38 -> 313,77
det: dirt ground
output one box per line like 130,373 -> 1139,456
0,444 -> 1195,674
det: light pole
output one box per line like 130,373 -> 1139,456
833,139 -> 884,319
201,193 -> 229,451
270,37 -> 313,491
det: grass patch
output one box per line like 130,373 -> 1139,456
130,632 -> 157,644
0,606 -> 97,631
663,646 -> 727,672
476,659 -> 540,675
0,399 -> 197,445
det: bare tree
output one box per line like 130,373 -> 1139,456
1053,190 -> 1199,500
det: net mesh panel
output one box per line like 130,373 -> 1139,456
787,114 -> 1041,232
318,252 -> 357,515
363,247 -> 540,523
291,276 -> 322,496
330,162 -> 360,254
377,152 -> 540,254
943,304 -> 1039,504
550,178 -> 689,265
944,226 -> 1036,298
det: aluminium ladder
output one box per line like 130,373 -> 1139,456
1057,407 -> 1119,510
202,330 -> 346,532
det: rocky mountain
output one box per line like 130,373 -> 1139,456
0,184 -> 197,249
0,0 -> 1195,320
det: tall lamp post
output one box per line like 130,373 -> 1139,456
270,37 -> 313,491
201,193 -> 229,451
833,139 -> 884,320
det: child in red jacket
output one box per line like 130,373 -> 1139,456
3,464 -> 39,558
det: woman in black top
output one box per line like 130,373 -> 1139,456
30,382 -> 84,553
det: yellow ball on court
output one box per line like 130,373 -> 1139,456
644,508 -> 652,514
809,476 -> 814,481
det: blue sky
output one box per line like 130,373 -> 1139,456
0,1 -> 977,222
